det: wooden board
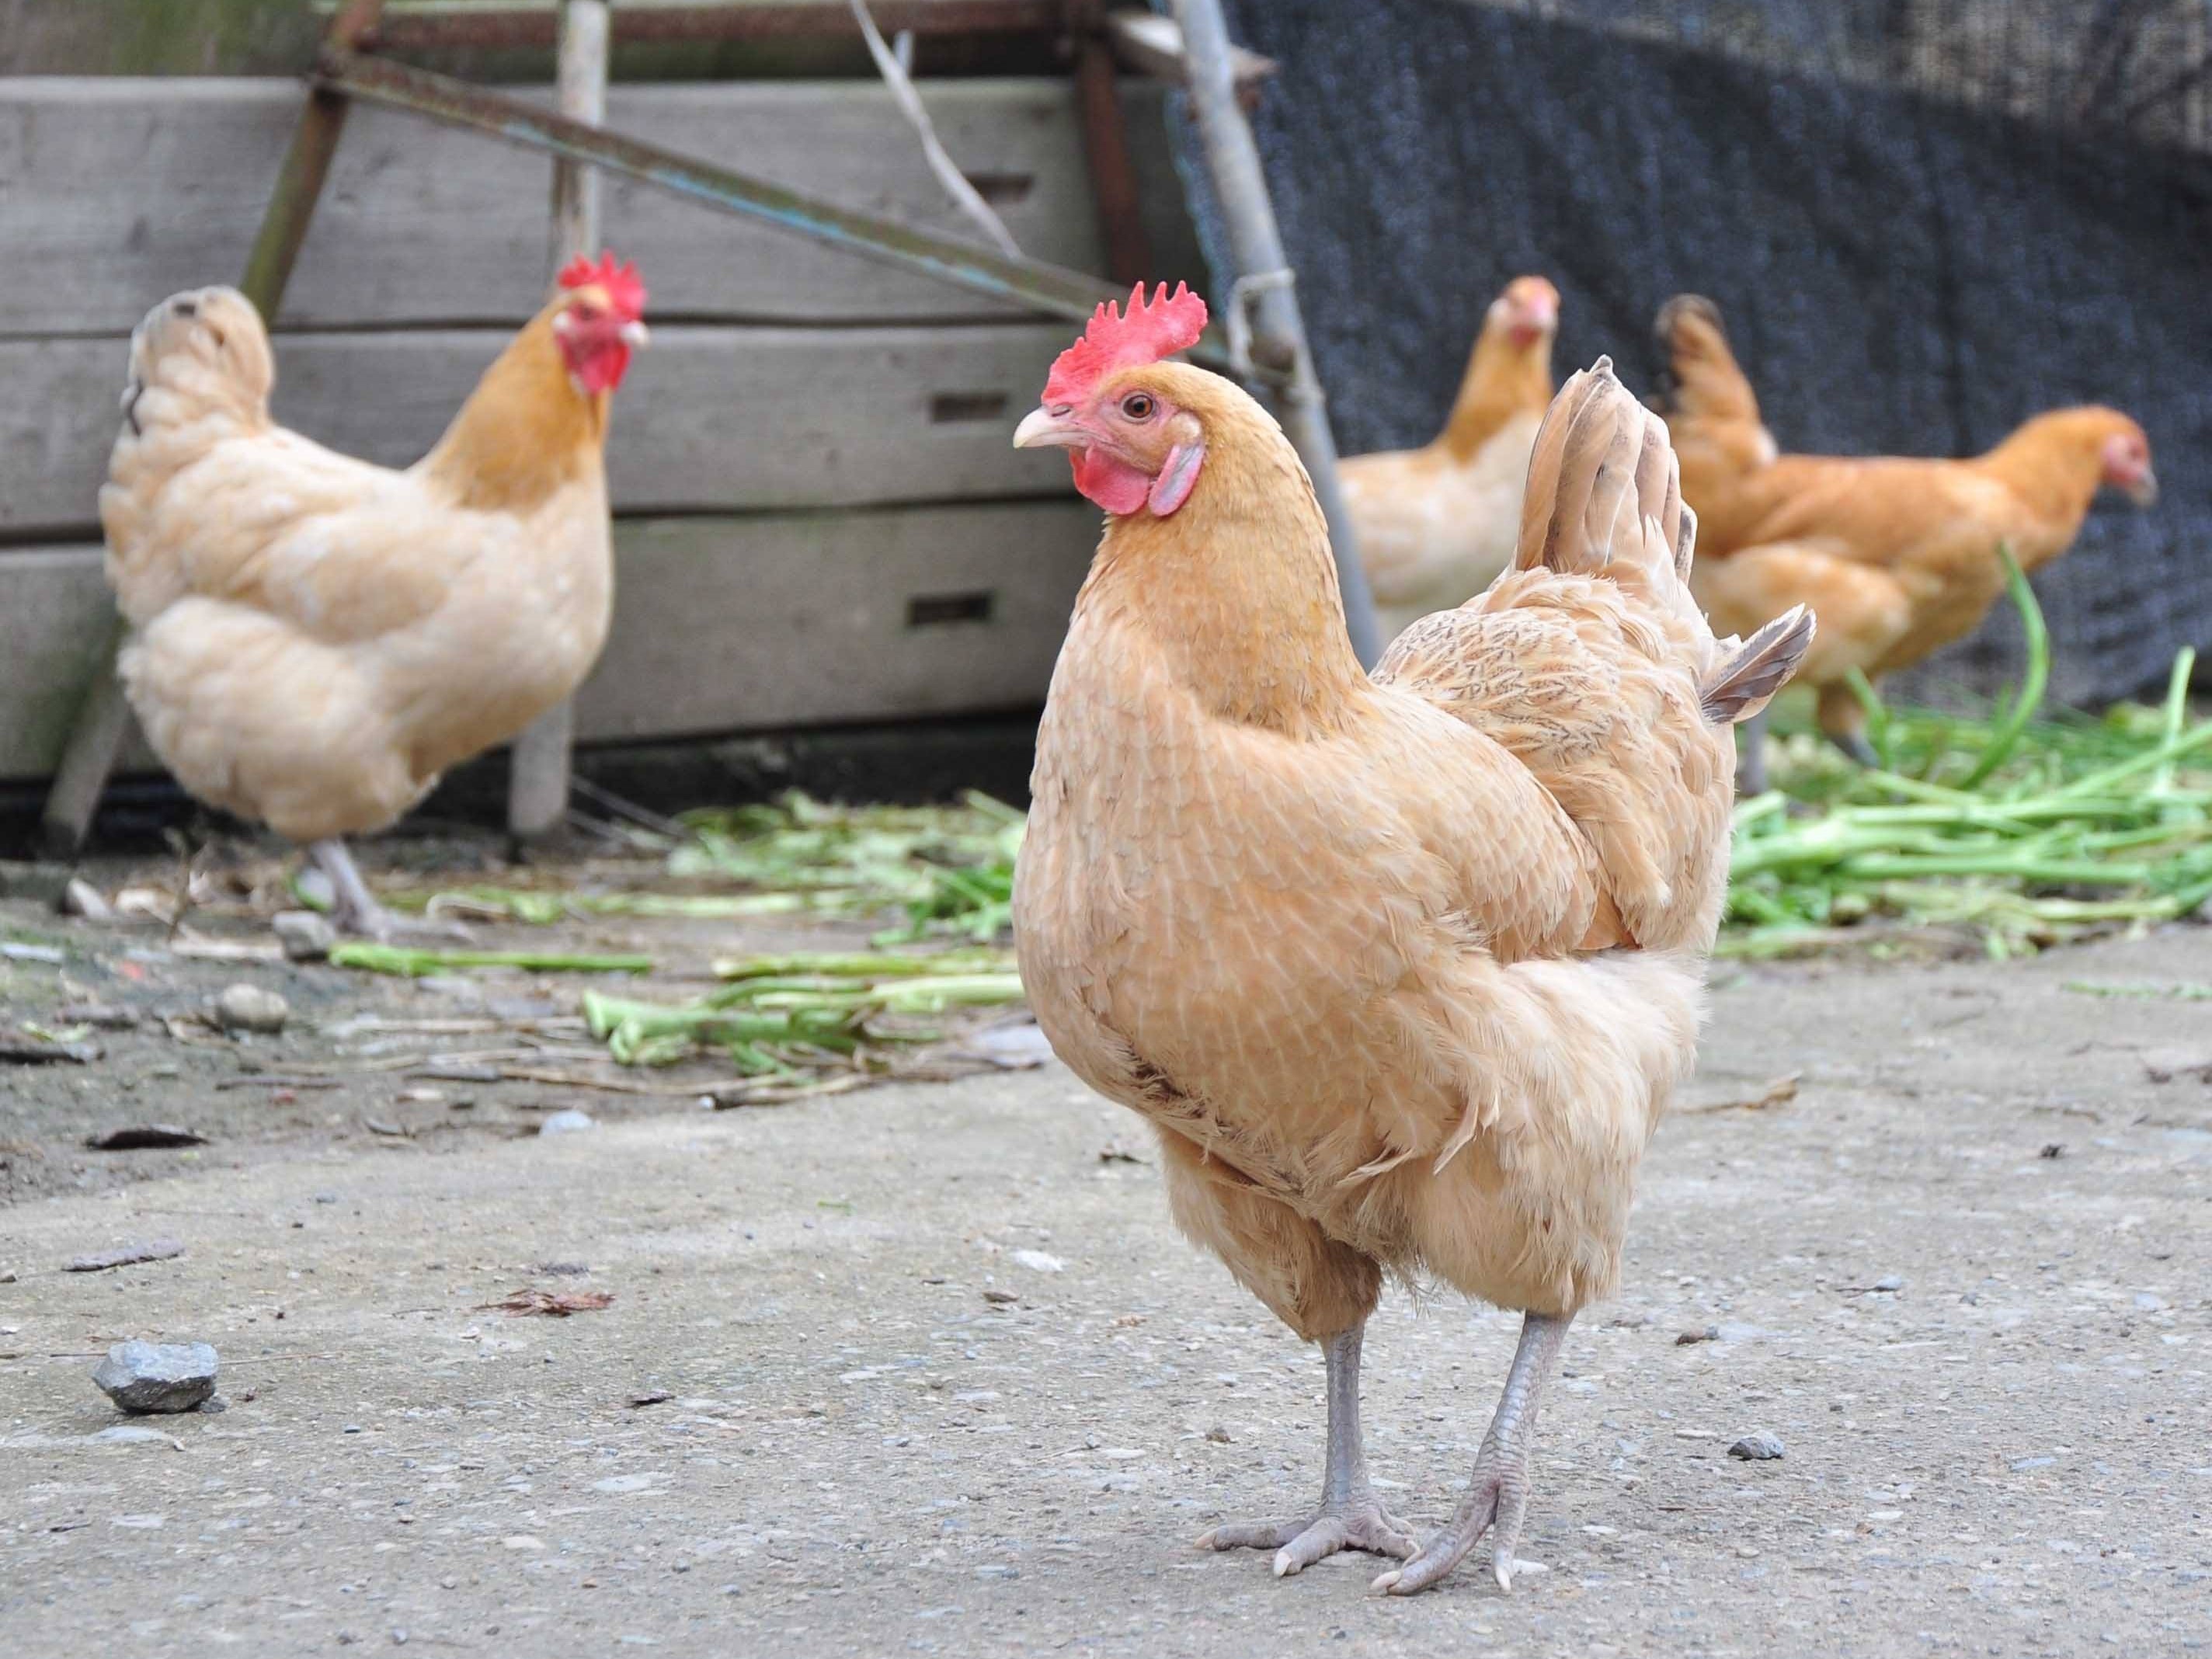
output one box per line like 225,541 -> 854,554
0,551 -> 130,788
0,77 -> 1195,334
0,501 -> 1098,781
0,323 -> 1081,534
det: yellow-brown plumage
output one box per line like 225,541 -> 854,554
99,285 -> 625,847
1014,350 -> 1807,1591
1654,295 -> 2155,756
1017,359 -> 1803,1330
1340,276 -> 1559,639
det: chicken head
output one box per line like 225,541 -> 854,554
1013,283 -> 1210,517
551,252 -> 651,397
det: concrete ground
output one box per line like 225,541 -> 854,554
4,903 -> 2210,1657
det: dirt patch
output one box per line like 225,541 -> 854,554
0,836 -> 972,1211
0,923 -> 2207,1655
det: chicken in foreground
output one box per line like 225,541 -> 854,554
1011,284 -> 1812,1595
1655,294 -> 2155,791
100,255 -> 649,936
1340,275 -> 1559,640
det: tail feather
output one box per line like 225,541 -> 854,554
1701,607 -> 1816,725
1650,294 -> 1761,426
1514,356 -> 1685,592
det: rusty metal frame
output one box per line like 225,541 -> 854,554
358,2 -> 1063,52
315,47 -> 1244,358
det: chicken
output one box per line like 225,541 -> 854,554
1340,276 -> 1559,640
1654,294 -> 2155,790
100,254 -> 649,935
1010,284 -> 1811,1595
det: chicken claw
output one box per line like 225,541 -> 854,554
1372,1311 -> 1571,1598
1200,1500 -> 1416,1576
308,839 -> 475,944
1198,1323 -> 1414,1577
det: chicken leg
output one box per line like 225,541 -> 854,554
1735,708 -> 1770,797
1372,1310 -> 1573,1596
308,839 -> 468,942
1198,1321 -> 1416,1576
1831,729 -> 1882,770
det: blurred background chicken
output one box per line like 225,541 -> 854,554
1654,294 -> 2155,791
99,256 -> 649,937
1011,287 -> 1810,1595
1339,275 -> 1559,639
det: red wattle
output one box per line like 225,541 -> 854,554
1070,449 -> 1152,516
560,337 -> 634,395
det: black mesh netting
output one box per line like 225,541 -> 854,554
1166,0 -> 2212,705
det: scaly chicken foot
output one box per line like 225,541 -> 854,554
1198,1323 -> 1416,1577
307,839 -> 473,943
1372,1310 -> 1573,1597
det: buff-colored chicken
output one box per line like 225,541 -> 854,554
1341,275 -> 1559,638
1654,294 -> 2155,790
100,255 -> 648,936
1010,285 -> 1811,1595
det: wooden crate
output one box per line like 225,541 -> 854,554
0,73 -> 1196,782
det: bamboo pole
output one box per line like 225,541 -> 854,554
507,0 -> 610,843
1168,0 -> 1379,667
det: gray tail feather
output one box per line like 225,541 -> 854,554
1701,606 -> 1814,725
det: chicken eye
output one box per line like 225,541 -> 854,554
1120,392 -> 1156,421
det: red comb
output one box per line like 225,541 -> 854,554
558,252 -> 647,322
1043,282 -> 1208,405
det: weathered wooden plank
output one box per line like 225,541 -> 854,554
0,78 -> 1193,334
593,503 -> 1095,739
0,323 -> 1080,533
0,551 -> 129,785
0,500 -> 1098,781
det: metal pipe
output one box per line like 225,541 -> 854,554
1067,0 -> 1156,286
1169,0 -> 1379,666
363,1 -> 1060,51
317,49 -> 1254,377
509,0 -> 610,843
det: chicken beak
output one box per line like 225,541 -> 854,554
619,320 -> 651,349
1014,405 -> 1085,451
2124,468 -> 2158,509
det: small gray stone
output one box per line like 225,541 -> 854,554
93,1341 -> 218,1414
1728,1431 -> 1786,1461
1871,1274 -> 1905,1292
211,983 -> 288,1035
539,1110 -> 596,1136
273,909 -> 336,962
